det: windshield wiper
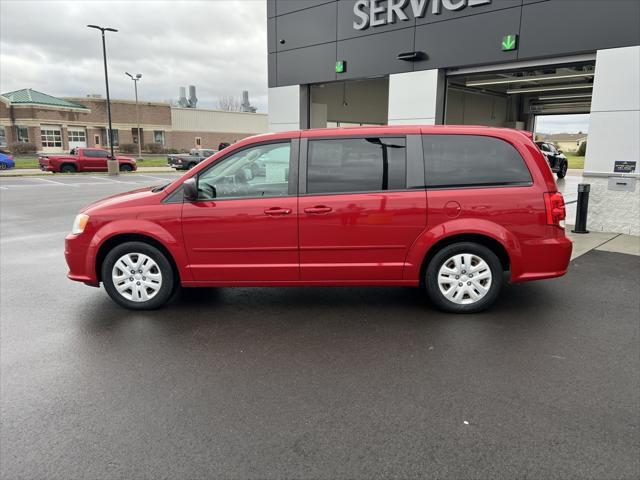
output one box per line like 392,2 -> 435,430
151,182 -> 171,193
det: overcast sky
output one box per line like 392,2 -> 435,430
0,0 -> 268,111
535,114 -> 590,135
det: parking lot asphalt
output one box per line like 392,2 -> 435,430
1,175 -> 638,479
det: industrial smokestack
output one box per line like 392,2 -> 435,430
240,90 -> 257,113
188,85 -> 197,108
178,87 -> 188,108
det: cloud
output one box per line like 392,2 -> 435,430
0,0 -> 268,111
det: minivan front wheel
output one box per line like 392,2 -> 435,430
426,242 -> 503,313
101,241 -> 176,310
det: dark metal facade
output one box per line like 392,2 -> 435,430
268,0 -> 640,87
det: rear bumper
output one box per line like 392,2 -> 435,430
511,230 -> 573,283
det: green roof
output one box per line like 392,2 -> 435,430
1,88 -> 88,110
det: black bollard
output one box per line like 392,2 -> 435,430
572,183 -> 590,234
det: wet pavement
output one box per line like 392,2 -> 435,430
1,174 -> 638,479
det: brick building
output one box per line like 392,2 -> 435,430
0,88 -> 268,153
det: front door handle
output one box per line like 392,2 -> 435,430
304,205 -> 333,215
264,207 -> 291,216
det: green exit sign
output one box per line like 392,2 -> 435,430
335,61 -> 346,73
501,34 -> 518,51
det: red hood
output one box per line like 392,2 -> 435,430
116,155 -> 136,161
81,186 -> 157,213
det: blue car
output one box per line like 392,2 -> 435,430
0,151 -> 15,170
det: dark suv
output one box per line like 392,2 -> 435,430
536,142 -> 568,179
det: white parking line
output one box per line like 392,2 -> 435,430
35,177 -> 75,186
135,174 -> 175,181
90,176 -> 139,184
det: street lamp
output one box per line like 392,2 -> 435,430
125,72 -> 143,160
87,24 -> 119,175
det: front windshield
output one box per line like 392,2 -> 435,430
196,143 -> 290,200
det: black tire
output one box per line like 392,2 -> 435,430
119,164 -> 133,172
101,241 -> 177,310
557,161 -> 568,179
60,164 -> 76,173
187,162 -> 196,170
0,163 -> 7,170
425,242 -> 503,314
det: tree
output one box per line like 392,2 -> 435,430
577,140 -> 587,156
217,95 -> 242,112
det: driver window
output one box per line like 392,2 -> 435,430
197,142 -> 291,200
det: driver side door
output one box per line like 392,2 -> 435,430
181,139 -> 300,283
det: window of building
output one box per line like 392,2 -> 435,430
154,131 -> 165,145
41,128 -> 62,148
423,135 -> 532,188
195,137 -> 202,147
68,130 -> 86,142
105,129 -> 119,147
0,126 -> 6,146
307,137 -> 406,194
17,126 -> 29,143
197,142 -> 291,200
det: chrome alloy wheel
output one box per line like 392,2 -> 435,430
111,253 -> 163,302
437,253 -> 492,305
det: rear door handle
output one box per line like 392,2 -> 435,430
264,207 -> 291,216
304,205 -> 333,215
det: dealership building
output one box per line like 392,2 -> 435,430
266,0 -> 640,235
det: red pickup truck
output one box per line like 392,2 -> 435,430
39,148 -> 137,173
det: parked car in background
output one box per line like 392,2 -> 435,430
65,125 -> 571,313
536,141 -> 568,179
0,150 -> 15,170
39,148 -> 137,173
167,148 -> 216,170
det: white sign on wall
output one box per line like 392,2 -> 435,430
354,0 -> 492,30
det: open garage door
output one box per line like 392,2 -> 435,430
444,60 -> 595,132
309,77 -> 388,128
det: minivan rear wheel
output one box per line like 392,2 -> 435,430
426,242 -> 503,313
101,241 -> 176,310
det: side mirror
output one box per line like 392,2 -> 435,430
183,177 -> 198,202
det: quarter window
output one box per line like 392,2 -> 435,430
423,135 -> 532,188
307,137 -> 406,194
197,142 -> 291,200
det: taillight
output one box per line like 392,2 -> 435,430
544,192 -> 566,227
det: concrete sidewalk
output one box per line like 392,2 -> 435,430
567,230 -> 640,259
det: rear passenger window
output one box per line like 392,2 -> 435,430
307,137 -> 406,194
423,135 -> 532,188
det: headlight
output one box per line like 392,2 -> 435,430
71,214 -> 89,235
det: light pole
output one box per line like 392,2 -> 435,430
87,24 -> 119,175
125,72 -> 143,160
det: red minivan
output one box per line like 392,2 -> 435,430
65,126 -> 572,313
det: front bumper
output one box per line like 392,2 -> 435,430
65,233 -> 99,285
168,162 -> 188,170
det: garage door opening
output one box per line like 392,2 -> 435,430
444,60 -> 595,132
309,77 -> 388,128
